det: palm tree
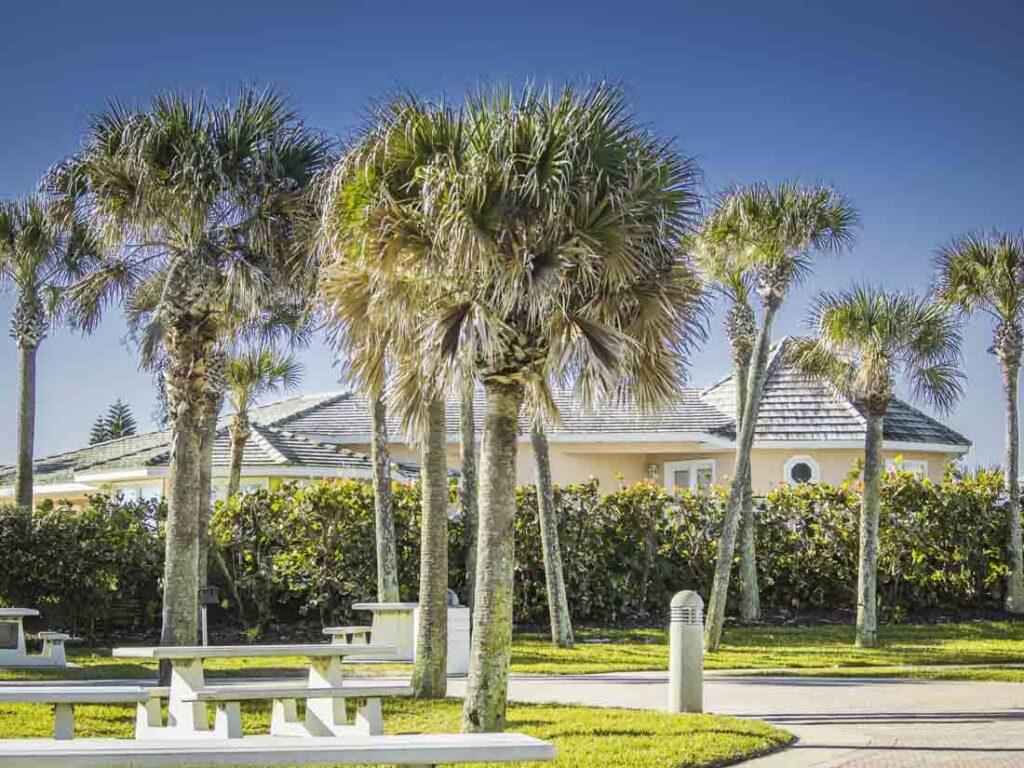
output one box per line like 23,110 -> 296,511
693,236 -> 760,620
702,183 -> 858,652
934,232 -> 1024,612
0,196 -> 98,507
460,385 -> 479,609
50,87 -> 330,648
318,95 -> 466,698
531,426 -> 574,648
791,287 -> 963,646
225,347 -> 303,498
404,84 -> 707,732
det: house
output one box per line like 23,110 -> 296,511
0,395 -> 419,506
1,339 -> 970,505
284,338 -> 969,493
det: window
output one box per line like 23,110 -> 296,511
663,460 -> 715,493
783,455 -> 820,484
887,458 -> 928,477
115,481 -> 164,502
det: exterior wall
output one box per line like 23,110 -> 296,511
628,447 -> 954,493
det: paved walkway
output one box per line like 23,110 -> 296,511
451,672 -> 1024,767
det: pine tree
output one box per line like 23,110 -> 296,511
105,400 -> 137,440
89,414 -> 109,445
88,400 -> 138,444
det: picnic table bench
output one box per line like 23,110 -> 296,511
0,685 -> 167,740
0,609 -> 69,668
114,643 -> 398,740
349,602 -> 471,675
0,732 -> 556,768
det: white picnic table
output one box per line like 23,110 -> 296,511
349,602 -> 471,675
113,643 -> 394,740
0,608 -> 69,668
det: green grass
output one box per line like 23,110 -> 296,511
509,621 -> 1024,675
0,696 -> 790,768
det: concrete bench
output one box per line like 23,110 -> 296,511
323,626 -> 372,644
0,686 -> 167,740
0,732 -> 556,768
167,680 -> 412,739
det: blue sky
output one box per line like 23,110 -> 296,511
1,0 -> 1022,466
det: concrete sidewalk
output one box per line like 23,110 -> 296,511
452,672 -> 1024,767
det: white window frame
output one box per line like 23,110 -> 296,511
663,459 -> 716,493
886,458 -> 928,477
783,455 -> 820,484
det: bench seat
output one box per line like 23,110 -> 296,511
0,733 -> 556,767
0,686 -> 166,740
183,680 -> 411,701
143,680 -> 412,739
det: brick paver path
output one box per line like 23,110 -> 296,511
455,672 -> 1024,767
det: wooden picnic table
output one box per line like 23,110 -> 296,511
112,643 -> 394,740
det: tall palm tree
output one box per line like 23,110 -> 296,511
460,385 -> 479,609
225,347 -> 303,498
693,236 -> 760,620
318,96 -> 465,698
531,425 -> 574,648
404,84 -> 707,732
791,287 -> 963,646
50,87 -> 330,647
934,232 -> 1024,612
0,196 -> 98,507
702,183 -> 858,651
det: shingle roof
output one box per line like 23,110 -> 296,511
276,389 -> 734,441
1,338 -> 970,491
702,338 -> 971,447
0,398 -> 417,490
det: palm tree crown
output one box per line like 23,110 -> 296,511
700,182 -> 859,308
0,195 -> 98,346
422,84 -> 708,411
791,286 -> 964,416
226,347 -> 302,415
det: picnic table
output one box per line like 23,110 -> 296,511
350,602 -> 471,675
113,643 -> 395,739
0,609 -> 69,668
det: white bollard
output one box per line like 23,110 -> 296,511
667,590 -> 704,713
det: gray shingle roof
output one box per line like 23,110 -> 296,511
2,338 -> 970,491
702,339 -> 971,447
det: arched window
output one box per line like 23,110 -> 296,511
783,455 -> 820,484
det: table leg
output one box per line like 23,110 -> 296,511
167,658 -> 208,733
53,703 -> 75,740
305,656 -> 346,736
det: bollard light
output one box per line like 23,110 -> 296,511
667,590 -> 704,713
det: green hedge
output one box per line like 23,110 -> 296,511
0,498 -> 163,636
0,467 -> 1009,635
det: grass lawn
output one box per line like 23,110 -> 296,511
0,696 -> 791,768
509,621 -> 1024,676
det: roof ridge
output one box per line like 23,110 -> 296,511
249,426 -> 291,464
265,391 -> 353,429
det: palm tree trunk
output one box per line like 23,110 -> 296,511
460,388 -> 478,610
739,473 -> 760,621
733,354 -> 760,622
1001,356 -> 1024,612
531,428 -> 573,648
197,387 -> 223,593
14,343 -> 37,508
462,380 -> 523,733
226,413 -> 250,500
411,396 -> 449,699
856,410 -> 885,647
372,394 -> 400,602
160,322 -> 213,651
705,303 -> 778,651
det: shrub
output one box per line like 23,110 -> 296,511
0,468 -> 1009,636
0,498 -> 163,636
